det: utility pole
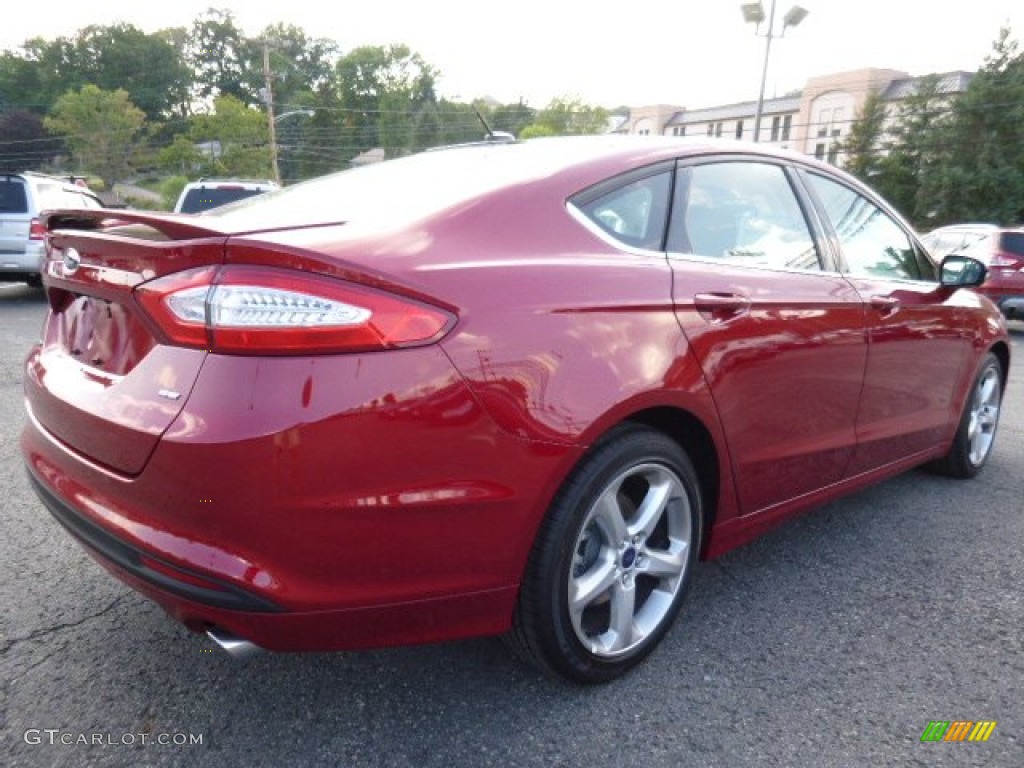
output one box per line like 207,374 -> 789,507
263,41 -> 280,184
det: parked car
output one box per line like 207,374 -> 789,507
0,172 -> 102,285
174,178 -> 280,213
919,222 -> 995,260
922,224 -> 1024,319
24,137 -> 1009,683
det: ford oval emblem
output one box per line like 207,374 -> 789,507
63,248 -> 81,275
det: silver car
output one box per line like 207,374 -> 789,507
0,172 -> 102,285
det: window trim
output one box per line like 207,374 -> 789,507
796,168 -> 939,283
567,160 -> 677,255
666,154 -> 841,275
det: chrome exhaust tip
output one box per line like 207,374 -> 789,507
206,627 -> 263,659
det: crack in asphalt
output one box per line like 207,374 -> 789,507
0,595 -> 127,656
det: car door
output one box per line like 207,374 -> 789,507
668,158 -> 867,515
801,171 -> 972,476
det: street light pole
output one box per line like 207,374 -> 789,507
741,1 -> 808,142
753,0 -> 777,144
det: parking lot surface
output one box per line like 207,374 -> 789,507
2,282 -> 1021,767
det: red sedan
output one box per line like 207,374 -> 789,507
23,137 -> 1009,683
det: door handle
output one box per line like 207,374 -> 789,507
694,292 -> 751,324
870,295 -> 900,314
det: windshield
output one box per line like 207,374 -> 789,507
179,187 -> 269,214
998,231 -> 1024,258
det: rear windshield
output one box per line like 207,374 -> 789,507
0,179 -> 29,213
208,139 -> 631,232
179,187 -> 267,214
35,185 -> 101,211
998,231 -> 1024,257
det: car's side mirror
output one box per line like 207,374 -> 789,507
940,254 -> 987,287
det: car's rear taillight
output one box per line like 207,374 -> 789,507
136,266 -> 455,355
29,218 -> 46,240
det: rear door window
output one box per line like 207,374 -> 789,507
669,161 -> 822,271
0,179 -> 29,213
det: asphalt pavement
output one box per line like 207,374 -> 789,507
1,281 -> 1021,767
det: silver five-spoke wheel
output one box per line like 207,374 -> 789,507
508,425 -> 702,683
967,364 -> 1001,467
931,352 -> 1003,479
568,463 -> 692,658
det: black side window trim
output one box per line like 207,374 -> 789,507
570,160 -> 677,252
797,168 -> 939,282
667,155 -> 835,272
571,160 -> 677,207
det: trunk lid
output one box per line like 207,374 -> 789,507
25,210 -> 229,475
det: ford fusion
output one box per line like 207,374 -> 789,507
22,136 -> 1009,683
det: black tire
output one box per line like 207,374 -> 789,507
507,424 -> 702,684
930,352 -> 1003,478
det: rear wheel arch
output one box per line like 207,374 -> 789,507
625,407 -> 720,553
989,342 -> 1010,393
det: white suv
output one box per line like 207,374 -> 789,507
173,179 -> 279,214
0,172 -> 103,285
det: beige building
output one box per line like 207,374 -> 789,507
614,67 -> 974,167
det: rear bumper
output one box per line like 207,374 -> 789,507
0,241 -> 43,274
27,459 -> 516,651
26,453 -> 519,652
997,295 -> 1024,319
21,345 -> 575,651
977,270 -> 1024,319
27,469 -> 279,613
22,410 -> 530,651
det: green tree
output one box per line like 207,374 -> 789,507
44,84 -> 145,188
930,27 -> 1024,225
414,98 -> 491,147
0,25 -> 190,121
519,97 -> 608,137
837,89 -> 887,181
189,94 -> 270,178
256,24 -> 339,110
490,101 -> 536,137
187,8 -> 259,106
0,109 -> 61,172
0,37 -> 76,114
158,134 -> 203,175
0,48 -> 45,112
872,74 -> 947,222
334,44 -> 438,160
519,123 -> 556,139
160,175 -> 189,210
68,24 -> 191,120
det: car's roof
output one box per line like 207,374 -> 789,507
207,136 -> 832,235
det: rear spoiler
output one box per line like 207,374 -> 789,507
43,208 -> 230,241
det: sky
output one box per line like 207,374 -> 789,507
2,0 -> 1022,110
